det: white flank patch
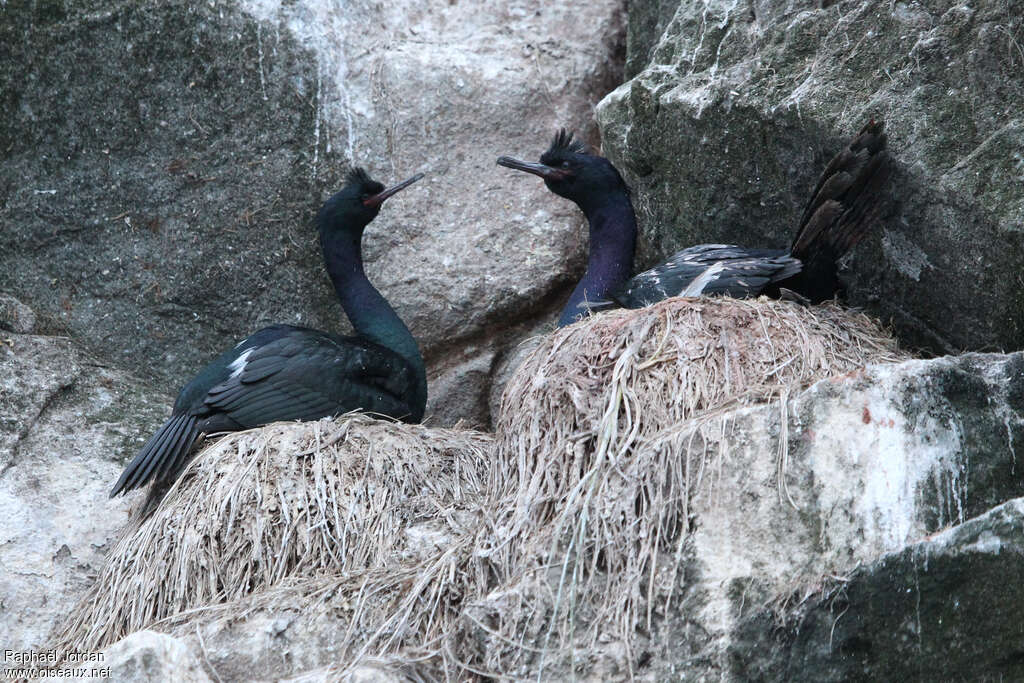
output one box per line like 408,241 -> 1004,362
682,262 -> 726,296
228,348 -> 255,379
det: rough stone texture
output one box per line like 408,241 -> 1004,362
622,0 -> 681,79
0,0 -> 626,427
155,580 -> 435,682
69,629 -> 421,683
597,0 -> 1024,355
42,351 -> 1024,679
38,625 -> 420,682
344,665 -> 410,683
0,330 -> 168,651
40,631 -> 212,683
0,293 -> 37,334
631,352 -> 1024,679
732,497 -> 1024,681
169,597 -> 353,682
425,346 -> 497,429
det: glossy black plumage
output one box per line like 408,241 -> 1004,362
111,169 -> 426,499
202,326 -> 421,424
611,121 -> 893,309
498,122 -> 893,325
605,245 -> 802,310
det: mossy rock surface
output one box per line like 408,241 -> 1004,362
0,0 -> 330,397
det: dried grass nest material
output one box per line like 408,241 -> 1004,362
54,413 -> 492,657
494,296 -> 903,486
54,297 -> 906,680
474,296 -> 905,668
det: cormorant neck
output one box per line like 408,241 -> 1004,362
559,196 -> 637,327
320,227 -> 427,407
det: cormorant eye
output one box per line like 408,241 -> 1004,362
561,161 -> 571,169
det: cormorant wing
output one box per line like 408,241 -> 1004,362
611,244 -> 803,308
200,330 -> 418,427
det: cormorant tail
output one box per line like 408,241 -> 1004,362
109,414 -> 200,497
788,120 -> 893,302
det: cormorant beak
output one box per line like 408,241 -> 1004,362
496,156 -> 570,181
363,172 -> 426,208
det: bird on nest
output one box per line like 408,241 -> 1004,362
498,121 -> 893,326
110,167 -> 427,500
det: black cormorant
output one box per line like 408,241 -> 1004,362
110,168 -> 427,498
497,122 -> 892,326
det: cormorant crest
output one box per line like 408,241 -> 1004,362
346,166 -> 373,187
542,129 -> 587,162
342,166 -> 385,198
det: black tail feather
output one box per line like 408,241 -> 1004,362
110,414 -> 200,497
152,419 -> 201,484
796,119 -> 889,235
786,120 -> 893,302
829,151 -> 893,256
129,415 -> 190,491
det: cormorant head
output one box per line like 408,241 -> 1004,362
497,130 -> 629,213
318,167 -> 424,235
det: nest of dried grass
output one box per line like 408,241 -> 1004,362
471,296 -> 904,674
53,297 -> 905,680
494,297 -> 901,487
53,413 -> 492,658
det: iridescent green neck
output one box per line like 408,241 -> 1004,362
320,228 -> 427,409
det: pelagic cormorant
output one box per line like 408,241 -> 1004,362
497,122 -> 892,326
110,168 -> 427,498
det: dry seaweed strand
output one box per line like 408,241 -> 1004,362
50,296 -> 904,680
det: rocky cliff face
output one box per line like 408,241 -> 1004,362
733,497 -> 1024,681
598,0 -> 1024,354
3,0 -> 1024,679
1,0 -> 626,428
0,304 -> 168,652
640,352 -> 1024,679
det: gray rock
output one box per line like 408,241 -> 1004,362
0,0 -> 626,427
343,665 -> 410,683
622,0 -> 680,79
426,346 -> 497,430
131,580 -> 442,681
0,332 -> 168,651
633,351 -> 1024,678
596,0 -> 1024,354
0,293 -> 37,334
42,631 -> 211,683
69,630 -> 425,683
172,603 -> 351,682
731,496 -> 1024,681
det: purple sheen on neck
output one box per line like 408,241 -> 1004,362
558,200 -> 637,327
